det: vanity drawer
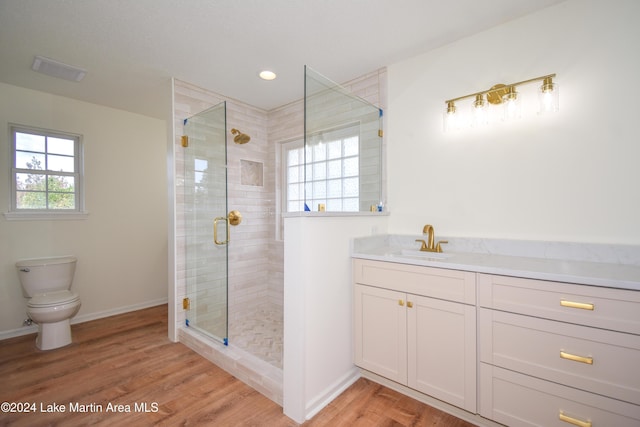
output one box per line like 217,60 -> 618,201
480,364 -> 640,427
353,259 -> 476,305
478,274 -> 640,334
479,308 -> 640,405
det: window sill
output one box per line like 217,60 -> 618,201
282,211 -> 389,218
3,211 -> 90,221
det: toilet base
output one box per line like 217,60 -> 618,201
36,319 -> 72,350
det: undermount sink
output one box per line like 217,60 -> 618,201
394,249 -> 454,260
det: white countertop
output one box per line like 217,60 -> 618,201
352,235 -> 640,291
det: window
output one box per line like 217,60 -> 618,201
7,124 -> 85,219
283,124 -> 360,213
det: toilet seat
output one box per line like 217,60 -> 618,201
28,290 -> 80,308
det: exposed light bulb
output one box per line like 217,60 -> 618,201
502,87 -> 522,121
443,101 -> 458,132
471,94 -> 488,127
538,77 -> 559,114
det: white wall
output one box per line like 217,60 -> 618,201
387,0 -> 640,244
283,215 -> 388,423
0,82 -> 168,337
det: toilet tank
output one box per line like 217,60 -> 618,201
16,256 -> 77,297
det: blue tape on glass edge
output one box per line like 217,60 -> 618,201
379,108 -> 383,117
185,319 -> 190,327
223,338 -> 228,346
183,118 -> 188,125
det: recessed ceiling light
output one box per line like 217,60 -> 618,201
259,70 -> 277,81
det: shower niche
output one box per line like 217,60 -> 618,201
240,159 -> 263,186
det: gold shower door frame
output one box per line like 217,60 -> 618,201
183,101 -> 229,345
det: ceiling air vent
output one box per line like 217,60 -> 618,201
31,55 -> 87,82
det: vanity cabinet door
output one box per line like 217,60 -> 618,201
354,284 -> 407,385
408,294 -> 477,413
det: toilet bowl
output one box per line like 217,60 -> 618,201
16,256 -> 81,350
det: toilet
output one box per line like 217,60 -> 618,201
16,256 -> 81,350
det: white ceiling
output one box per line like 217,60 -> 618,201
0,0 -> 566,119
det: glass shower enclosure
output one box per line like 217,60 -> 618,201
304,66 -> 383,212
182,101 -> 237,345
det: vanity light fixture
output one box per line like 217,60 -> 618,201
443,73 -> 558,131
471,94 -> 489,127
502,86 -> 522,121
443,101 -> 458,132
539,76 -> 559,114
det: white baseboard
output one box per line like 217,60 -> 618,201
0,298 -> 168,341
305,367 -> 361,421
1,324 -> 39,340
71,298 -> 168,325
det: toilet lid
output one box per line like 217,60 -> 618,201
28,290 -> 80,307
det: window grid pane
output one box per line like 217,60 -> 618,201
285,128 -> 359,212
12,127 -> 81,211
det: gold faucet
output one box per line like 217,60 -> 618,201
415,224 -> 448,253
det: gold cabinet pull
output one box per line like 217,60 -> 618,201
559,412 -> 592,427
407,301 -> 413,308
398,299 -> 404,306
560,351 -> 593,365
560,300 -> 594,311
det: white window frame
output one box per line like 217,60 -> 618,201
5,124 -> 87,220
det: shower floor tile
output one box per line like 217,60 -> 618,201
229,305 -> 283,369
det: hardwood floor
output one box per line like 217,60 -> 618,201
0,305 -> 476,426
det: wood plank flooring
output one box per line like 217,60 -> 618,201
0,305 -> 476,426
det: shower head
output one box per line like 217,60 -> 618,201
230,128 -> 250,144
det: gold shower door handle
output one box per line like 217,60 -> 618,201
213,210 -> 242,245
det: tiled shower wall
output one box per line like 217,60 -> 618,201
173,67 -> 386,358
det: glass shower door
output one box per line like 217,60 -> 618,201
183,101 -> 232,344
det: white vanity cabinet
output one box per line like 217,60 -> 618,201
353,259 -> 477,412
478,273 -> 640,427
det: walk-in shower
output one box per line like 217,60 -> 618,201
172,65 -> 384,405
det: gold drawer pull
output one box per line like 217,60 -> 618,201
407,301 -> 413,308
560,351 -> 593,365
398,299 -> 404,306
559,412 -> 592,427
560,300 -> 594,311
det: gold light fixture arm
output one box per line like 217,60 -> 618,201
445,73 -> 556,105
